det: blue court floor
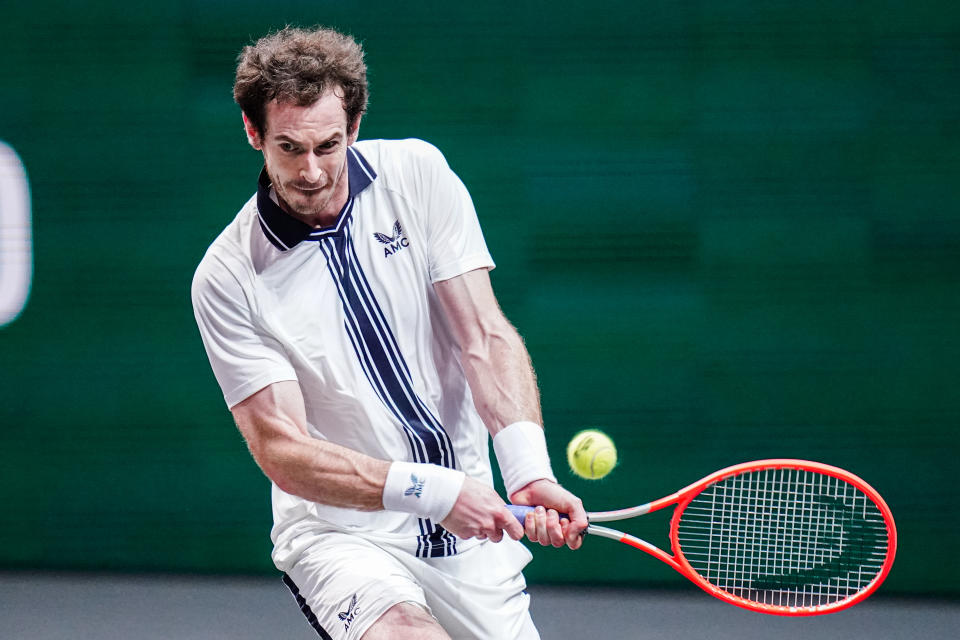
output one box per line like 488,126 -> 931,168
0,572 -> 956,639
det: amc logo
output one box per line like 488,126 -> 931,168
0,141 -> 31,327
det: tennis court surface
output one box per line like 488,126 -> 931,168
1,572 -> 955,639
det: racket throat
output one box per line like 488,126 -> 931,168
587,525 -> 684,573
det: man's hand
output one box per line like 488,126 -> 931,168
510,479 -> 588,550
440,476 -> 525,543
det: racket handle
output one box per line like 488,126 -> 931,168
506,504 -> 569,524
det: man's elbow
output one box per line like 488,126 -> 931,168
246,433 -> 304,495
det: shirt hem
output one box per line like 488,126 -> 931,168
430,254 -> 495,283
224,369 -> 299,409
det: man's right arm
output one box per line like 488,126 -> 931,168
195,257 -> 520,540
230,380 -> 524,542
230,380 -> 389,510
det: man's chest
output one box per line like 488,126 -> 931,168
255,209 -> 432,364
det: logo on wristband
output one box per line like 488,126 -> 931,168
404,474 -> 425,499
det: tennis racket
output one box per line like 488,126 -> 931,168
508,459 -> 896,616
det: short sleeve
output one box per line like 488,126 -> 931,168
191,255 -> 297,408
416,143 -> 495,282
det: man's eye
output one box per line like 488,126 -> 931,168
279,142 -> 297,152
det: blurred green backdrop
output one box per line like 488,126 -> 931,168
1,1 -> 957,596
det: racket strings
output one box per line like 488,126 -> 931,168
675,468 -> 889,610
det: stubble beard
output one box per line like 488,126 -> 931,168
277,182 -> 330,220
264,156 -> 347,227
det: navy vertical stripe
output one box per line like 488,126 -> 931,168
321,236 -> 437,462
342,223 -> 457,465
343,224 -> 458,458
320,228 -> 455,469
315,212 -> 457,556
282,574 -> 334,640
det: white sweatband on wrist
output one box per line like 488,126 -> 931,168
492,421 -> 557,496
382,461 -> 466,523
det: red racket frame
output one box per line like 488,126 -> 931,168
583,459 -> 897,615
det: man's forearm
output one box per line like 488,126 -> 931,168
231,382 -> 390,510
459,319 -> 542,436
251,428 -> 391,509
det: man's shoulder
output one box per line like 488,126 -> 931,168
354,137 -> 443,157
354,138 -> 449,177
192,195 -> 259,293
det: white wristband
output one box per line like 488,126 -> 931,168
382,461 -> 466,523
493,421 -> 557,496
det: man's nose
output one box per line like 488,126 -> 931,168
301,154 -> 324,184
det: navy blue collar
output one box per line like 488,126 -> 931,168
256,145 -> 377,251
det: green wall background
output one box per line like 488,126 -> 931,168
1,1 -> 957,595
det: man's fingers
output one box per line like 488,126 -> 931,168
526,506 -> 564,547
501,507 -> 524,540
561,520 -> 584,550
535,506 -> 549,544
505,517 -> 524,541
524,511 -> 537,541
546,509 -> 565,548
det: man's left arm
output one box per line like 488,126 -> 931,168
434,268 -> 588,549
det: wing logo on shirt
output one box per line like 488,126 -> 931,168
373,220 -> 410,258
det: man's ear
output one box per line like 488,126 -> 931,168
347,117 -> 361,146
242,112 -> 263,150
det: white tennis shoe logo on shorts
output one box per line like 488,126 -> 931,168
338,593 -> 362,632
373,219 -> 409,258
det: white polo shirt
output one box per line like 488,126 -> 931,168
191,139 -> 496,567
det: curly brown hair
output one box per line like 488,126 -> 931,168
234,26 -> 368,137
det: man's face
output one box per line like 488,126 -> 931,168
244,89 -> 359,226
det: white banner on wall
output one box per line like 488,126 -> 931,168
0,141 -> 32,327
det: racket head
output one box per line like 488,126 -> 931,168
668,459 -> 896,616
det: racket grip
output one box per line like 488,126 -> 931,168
506,504 -> 569,524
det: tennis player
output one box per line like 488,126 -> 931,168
191,26 -> 587,640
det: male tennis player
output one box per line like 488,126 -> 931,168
191,26 -> 587,640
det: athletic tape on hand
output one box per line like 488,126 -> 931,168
493,421 -> 557,496
382,461 -> 466,523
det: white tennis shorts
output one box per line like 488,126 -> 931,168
281,530 -> 540,640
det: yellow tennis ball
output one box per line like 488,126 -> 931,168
567,429 -> 617,480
